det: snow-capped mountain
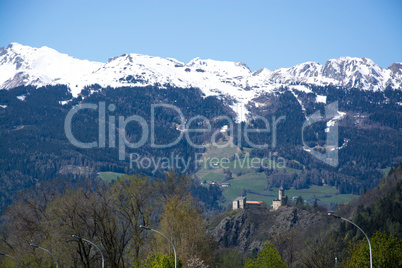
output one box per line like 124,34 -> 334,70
1,43 -> 401,120
0,43 -> 103,91
271,57 -> 401,91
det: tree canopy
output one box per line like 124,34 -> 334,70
243,241 -> 286,268
344,231 -> 402,268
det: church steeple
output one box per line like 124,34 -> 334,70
279,185 -> 285,201
272,185 -> 286,210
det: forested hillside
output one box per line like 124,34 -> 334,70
337,162 -> 402,239
0,85 -> 233,212
1,83 -> 401,213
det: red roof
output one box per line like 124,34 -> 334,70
246,201 -> 264,204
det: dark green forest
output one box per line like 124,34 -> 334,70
0,84 -> 401,214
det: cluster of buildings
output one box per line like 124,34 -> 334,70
232,196 -> 265,209
233,186 -> 286,211
201,178 -> 287,211
202,181 -> 231,188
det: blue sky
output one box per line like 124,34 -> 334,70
0,0 -> 401,71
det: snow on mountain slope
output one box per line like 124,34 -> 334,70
269,57 -> 398,91
79,53 -> 261,120
0,43 -> 103,95
321,57 -> 390,90
1,43 -> 401,120
187,57 -> 251,77
388,62 -> 402,88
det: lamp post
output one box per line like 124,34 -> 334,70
139,225 -> 177,268
0,252 -> 22,268
72,235 -> 105,268
30,244 -> 59,268
328,212 -> 372,268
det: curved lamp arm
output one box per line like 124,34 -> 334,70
30,244 -> 59,268
328,212 -> 372,268
140,225 -> 177,268
72,235 -> 104,268
0,252 -> 22,268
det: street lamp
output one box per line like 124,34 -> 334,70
139,225 -> 177,268
0,252 -> 22,268
72,235 -> 104,268
30,243 -> 59,268
328,212 -> 372,268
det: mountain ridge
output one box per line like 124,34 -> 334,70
1,43 -> 401,121
2,43 -> 401,92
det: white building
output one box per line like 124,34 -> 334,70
233,196 -> 246,210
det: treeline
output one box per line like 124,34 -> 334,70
0,172 -> 218,267
248,85 -> 402,194
0,84 -> 234,213
320,163 -> 402,267
337,163 -> 402,240
265,168 -> 380,194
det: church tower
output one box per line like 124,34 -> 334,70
279,185 -> 285,203
272,186 -> 286,210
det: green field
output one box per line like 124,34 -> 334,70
219,183 -> 358,208
232,172 -> 267,188
196,155 -> 299,183
203,172 -> 225,182
98,172 -> 125,183
98,140 -> 360,207
196,141 -> 359,207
